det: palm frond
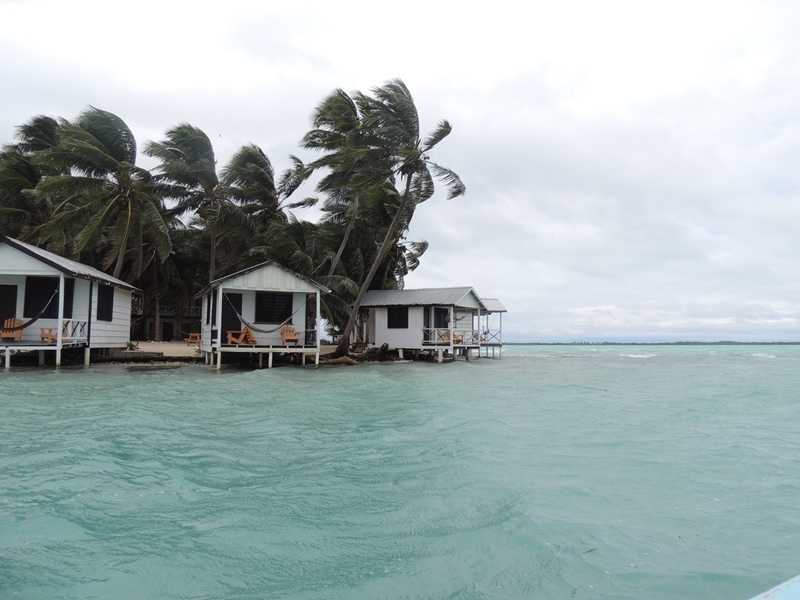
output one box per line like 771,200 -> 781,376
429,162 -> 466,199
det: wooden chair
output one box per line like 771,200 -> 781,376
184,332 -> 201,344
40,324 -> 71,344
281,325 -> 301,345
40,327 -> 58,343
2,318 -> 23,342
227,328 -> 257,345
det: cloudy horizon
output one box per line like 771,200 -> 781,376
2,0 -> 799,343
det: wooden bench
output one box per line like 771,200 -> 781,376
227,328 -> 256,345
184,332 -> 201,344
281,325 -> 301,345
2,318 -> 23,342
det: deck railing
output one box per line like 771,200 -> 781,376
480,329 -> 502,344
421,328 -> 501,346
422,328 -> 479,345
63,320 -> 88,342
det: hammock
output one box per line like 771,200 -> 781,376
0,288 -> 60,332
223,294 -> 304,334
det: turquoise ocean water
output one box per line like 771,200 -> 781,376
1,344 -> 799,599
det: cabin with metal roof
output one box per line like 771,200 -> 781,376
195,261 -> 330,369
360,287 -> 507,362
0,235 -> 139,367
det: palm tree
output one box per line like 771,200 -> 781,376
0,116 -> 61,239
222,145 -> 315,233
144,124 -> 233,282
146,127 -> 310,282
249,216 -> 360,337
307,79 -> 465,356
33,107 -> 172,279
302,88 -> 389,278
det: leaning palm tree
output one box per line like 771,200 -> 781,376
307,79 -> 466,356
301,87 -> 389,278
144,124 -> 227,282
33,107 -> 172,279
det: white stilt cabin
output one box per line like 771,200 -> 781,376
0,235 -> 139,367
360,287 -> 507,362
195,261 -> 330,369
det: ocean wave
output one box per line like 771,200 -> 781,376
619,353 -> 658,359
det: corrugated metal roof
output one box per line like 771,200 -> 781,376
0,235 -> 139,292
195,261 -> 331,298
481,298 -> 507,313
361,287 -> 483,308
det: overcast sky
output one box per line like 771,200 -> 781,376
2,0 -> 799,342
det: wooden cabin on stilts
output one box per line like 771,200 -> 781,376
0,235 -> 139,368
359,287 -> 506,363
195,262 -> 329,369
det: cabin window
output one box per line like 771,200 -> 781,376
97,284 -> 114,322
255,292 -> 293,324
23,276 -> 59,319
387,306 -> 408,329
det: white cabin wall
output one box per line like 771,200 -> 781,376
456,294 -> 482,310
0,245 -> 59,276
89,287 -> 132,348
372,306 -> 425,350
368,310 -> 376,345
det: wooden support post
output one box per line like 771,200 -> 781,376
437,349 -> 443,363
56,347 -> 62,368
39,350 -> 45,366
315,352 -> 319,368
258,353 -> 263,368
84,347 -> 91,366
216,350 -> 222,370
268,352 -> 273,368
4,348 -> 10,368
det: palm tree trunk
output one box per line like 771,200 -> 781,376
208,224 -> 217,283
334,178 -> 413,356
112,203 -> 132,279
152,265 -> 162,341
328,194 -> 359,276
